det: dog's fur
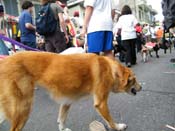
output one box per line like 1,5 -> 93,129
0,51 -> 141,131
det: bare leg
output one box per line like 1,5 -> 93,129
104,50 -> 115,60
57,104 -> 71,131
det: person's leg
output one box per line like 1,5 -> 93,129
103,31 -> 114,59
130,39 -> 137,65
54,32 -> 67,53
22,41 -> 36,49
45,36 -> 56,53
136,36 -> 142,53
122,40 -> 132,67
120,41 -> 126,62
104,50 -> 114,59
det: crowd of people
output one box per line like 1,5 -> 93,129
18,0 -> 119,57
1,0 -> 175,67
113,5 -> 172,67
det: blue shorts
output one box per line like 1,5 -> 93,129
87,31 -> 113,53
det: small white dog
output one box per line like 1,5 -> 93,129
60,47 -> 85,54
141,42 -> 156,62
141,46 -> 149,62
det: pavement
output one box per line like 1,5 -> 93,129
0,49 -> 175,131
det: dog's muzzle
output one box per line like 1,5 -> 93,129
131,86 -> 142,95
131,88 -> 137,95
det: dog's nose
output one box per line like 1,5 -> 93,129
131,88 -> 137,95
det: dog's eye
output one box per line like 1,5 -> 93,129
128,77 -> 134,84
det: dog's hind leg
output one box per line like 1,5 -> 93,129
149,50 -> 153,57
9,104 -> 32,131
153,45 -> 159,58
9,97 -> 34,131
155,50 -> 159,58
3,80 -> 35,131
57,104 -> 71,131
0,107 -> 5,125
93,93 -> 127,131
142,52 -> 146,62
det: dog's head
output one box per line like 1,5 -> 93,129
113,66 -> 142,95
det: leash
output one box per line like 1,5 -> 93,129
0,34 -> 40,51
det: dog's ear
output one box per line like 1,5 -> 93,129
122,67 -> 136,87
122,69 -> 130,87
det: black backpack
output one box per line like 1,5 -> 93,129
162,0 -> 175,30
0,4 -> 4,13
36,3 -> 58,35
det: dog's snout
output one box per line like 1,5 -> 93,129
131,88 -> 137,95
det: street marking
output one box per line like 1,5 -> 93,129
166,125 -> 175,131
142,89 -> 175,95
89,121 -> 106,131
163,72 -> 175,74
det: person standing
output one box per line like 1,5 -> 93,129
19,1 -> 36,48
143,24 -> 151,43
150,24 -> 160,58
40,0 -> 69,53
0,3 -> 9,55
0,3 -> 6,35
135,23 -> 143,53
114,5 -> 138,67
162,0 -> 175,63
156,27 -> 163,45
150,25 -> 157,43
82,0 -> 118,59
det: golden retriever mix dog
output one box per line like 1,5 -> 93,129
0,51 -> 141,131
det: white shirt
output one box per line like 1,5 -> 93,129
150,27 -> 156,38
84,0 -> 118,33
143,25 -> 151,36
114,14 -> 138,40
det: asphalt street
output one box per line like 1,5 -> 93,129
0,49 -> 175,131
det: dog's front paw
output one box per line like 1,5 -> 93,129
58,123 -> 72,131
115,123 -> 127,131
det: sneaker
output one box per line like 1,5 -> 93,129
126,63 -> 131,68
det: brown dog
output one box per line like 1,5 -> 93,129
0,51 -> 141,131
